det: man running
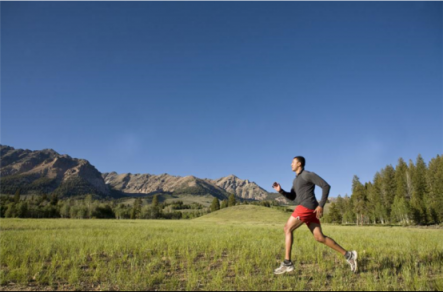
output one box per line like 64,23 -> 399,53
272,156 -> 358,274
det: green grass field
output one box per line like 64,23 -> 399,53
1,205 -> 442,291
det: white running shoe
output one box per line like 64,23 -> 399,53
274,261 -> 295,275
346,250 -> 358,273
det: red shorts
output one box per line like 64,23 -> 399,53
291,205 -> 321,226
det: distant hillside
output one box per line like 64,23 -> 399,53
102,172 -> 270,201
204,175 -> 269,200
0,145 -> 110,198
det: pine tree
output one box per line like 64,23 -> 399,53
149,195 -> 161,219
221,200 -> 228,209
351,176 -> 367,226
50,194 -> 59,206
133,198 -> 142,219
152,195 -> 159,208
395,158 -> 408,199
210,198 -> 220,212
342,195 -> 355,224
16,201 -> 28,218
381,165 -> 396,220
438,155 -> 443,223
426,155 -> 443,223
41,193 -> 48,203
14,188 -> 21,204
391,194 -> 410,225
394,158 -> 411,224
228,194 -> 236,207
335,195 -> 346,222
365,182 -> 377,224
327,202 -> 342,224
372,172 -> 388,224
411,155 -> 428,224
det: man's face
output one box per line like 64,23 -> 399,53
292,158 -> 300,171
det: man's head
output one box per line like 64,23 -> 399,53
291,156 -> 305,172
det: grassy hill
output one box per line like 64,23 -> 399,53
195,205 -> 292,224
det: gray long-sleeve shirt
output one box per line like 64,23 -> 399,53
279,169 -> 331,209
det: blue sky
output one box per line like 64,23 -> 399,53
1,2 -> 442,198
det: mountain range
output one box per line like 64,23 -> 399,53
0,145 -> 274,201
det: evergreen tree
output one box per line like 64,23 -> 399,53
149,195 -> 161,219
210,198 -> 220,212
342,195 -> 355,224
221,200 -> 228,209
365,182 -> 377,224
50,193 -> 59,206
351,176 -> 367,225
41,193 -> 48,204
393,158 -> 411,224
16,201 -> 28,218
14,188 -> 21,204
228,194 -> 236,207
411,155 -> 428,224
395,158 -> 408,199
426,155 -> 443,224
133,198 -> 142,219
391,194 -> 410,225
335,195 -> 346,223
372,172 -> 388,224
152,195 -> 159,208
150,206 -> 162,219
327,202 -> 342,223
381,165 -> 396,220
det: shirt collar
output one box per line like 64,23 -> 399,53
296,168 -> 304,177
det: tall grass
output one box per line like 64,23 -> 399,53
1,206 -> 442,291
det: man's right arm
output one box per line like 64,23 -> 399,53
279,187 -> 296,201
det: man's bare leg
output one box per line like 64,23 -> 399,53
308,223 -> 346,255
284,216 -> 304,261
308,223 -> 359,272
274,216 -> 305,275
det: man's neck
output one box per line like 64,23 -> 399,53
296,168 -> 304,175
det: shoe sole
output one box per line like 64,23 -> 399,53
274,267 -> 294,275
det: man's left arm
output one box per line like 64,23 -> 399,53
307,172 -> 331,208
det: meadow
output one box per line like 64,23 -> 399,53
1,205 -> 442,291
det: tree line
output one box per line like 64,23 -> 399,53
0,193 -> 254,220
210,194 -> 283,212
323,154 -> 443,225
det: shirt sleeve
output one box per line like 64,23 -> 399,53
306,172 -> 331,208
278,187 -> 296,201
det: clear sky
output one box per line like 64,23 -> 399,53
1,2 -> 442,199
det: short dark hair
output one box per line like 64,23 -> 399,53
294,156 -> 306,168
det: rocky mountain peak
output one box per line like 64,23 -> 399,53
0,144 -> 110,197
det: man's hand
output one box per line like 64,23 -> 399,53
272,182 -> 281,192
313,206 -> 323,219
